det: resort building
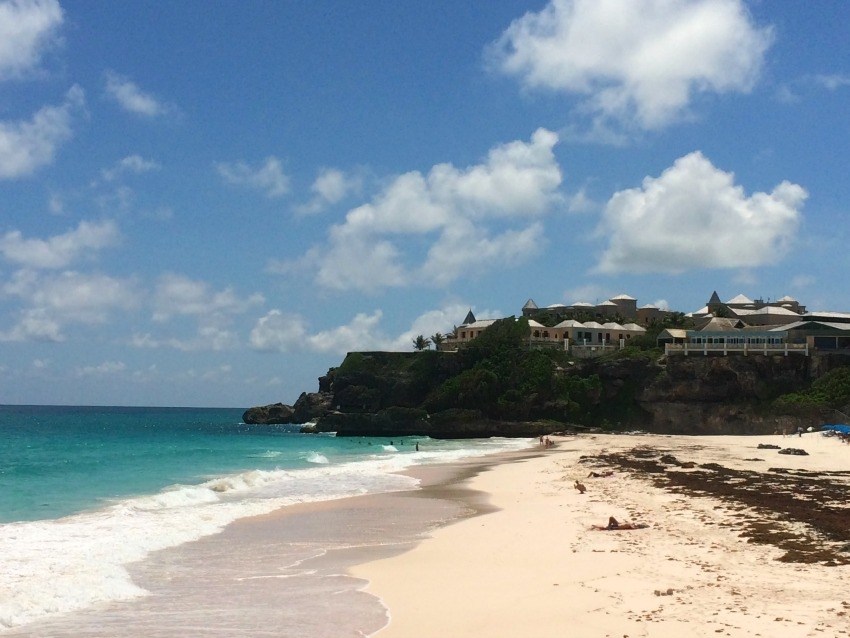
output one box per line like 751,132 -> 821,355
442,291 -> 850,359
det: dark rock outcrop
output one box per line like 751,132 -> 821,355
244,350 -> 846,437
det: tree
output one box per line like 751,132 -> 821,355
431,332 -> 445,349
412,335 -> 431,351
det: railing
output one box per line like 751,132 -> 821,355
664,342 -> 809,356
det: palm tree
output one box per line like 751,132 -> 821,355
431,332 -> 445,349
412,335 -> 431,351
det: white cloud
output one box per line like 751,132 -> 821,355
10,270 -> 139,323
280,129 -> 562,292
250,303 -> 474,355
595,151 -> 806,274
0,84 -> 84,179
0,307 -> 63,342
250,309 -> 380,354
567,187 -> 597,214
297,167 -> 362,214
564,284 -> 610,305
74,361 -> 126,377
170,327 -> 239,352
420,219 -> 546,287
248,310 -> 308,353
490,0 -> 772,132
129,326 -> 240,352
653,299 -> 670,311
0,0 -> 63,80
152,273 -> 264,322
101,154 -> 160,181
813,74 -> 850,91
215,156 -> 290,198
1,269 -> 138,341
0,219 -> 120,269
104,70 -> 169,117
790,274 -> 815,289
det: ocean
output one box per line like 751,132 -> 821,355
0,405 -> 531,635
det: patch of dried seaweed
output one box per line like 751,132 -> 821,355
581,447 -> 850,566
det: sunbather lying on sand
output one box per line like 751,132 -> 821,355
591,516 -> 648,531
587,470 -> 614,478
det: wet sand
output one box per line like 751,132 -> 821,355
3,451 -> 535,637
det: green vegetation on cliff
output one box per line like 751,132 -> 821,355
773,366 -> 850,410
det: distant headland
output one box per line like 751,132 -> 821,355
245,290 -> 850,437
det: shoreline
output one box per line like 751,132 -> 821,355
353,432 -> 850,637
2,445 -> 538,638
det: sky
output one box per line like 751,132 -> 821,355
1,0 -> 849,408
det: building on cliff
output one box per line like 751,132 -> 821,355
442,292 -> 850,359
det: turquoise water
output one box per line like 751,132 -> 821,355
0,405 -> 531,631
0,405 -> 418,523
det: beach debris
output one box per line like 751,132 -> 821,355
758,443 -> 781,449
778,448 -> 809,456
584,446 -> 850,565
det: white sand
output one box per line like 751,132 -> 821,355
353,433 -> 850,637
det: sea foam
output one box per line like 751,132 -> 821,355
0,436 -> 530,630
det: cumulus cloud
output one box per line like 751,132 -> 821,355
0,84 -> 85,179
0,0 -> 63,80
595,151 -> 806,274
152,273 -> 264,322
277,129 -> 562,292
101,154 -> 160,181
0,219 -> 120,269
297,168 -> 363,214
0,307 -> 63,342
490,0 -> 772,132
215,156 -> 290,199
1,269 -> 139,342
104,70 -> 169,117
250,303 -> 475,355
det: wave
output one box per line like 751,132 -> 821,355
0,436 -> 532,630
249,450 -> 283,459
305,452 -> 330,464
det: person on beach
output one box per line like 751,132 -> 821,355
591,516 -> 648,531
587,470 -> 614,478
574,480 -> 586,494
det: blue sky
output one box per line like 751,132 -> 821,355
1,0 -> 849,407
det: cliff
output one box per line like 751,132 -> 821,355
243,346 -> 850,438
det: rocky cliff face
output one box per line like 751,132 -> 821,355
243,351 -> 845,437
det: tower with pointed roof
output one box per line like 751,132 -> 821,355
521,298 -> 539,317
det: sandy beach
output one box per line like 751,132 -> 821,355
354,432 -> 850,638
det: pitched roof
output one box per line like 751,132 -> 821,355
777,295 -> 797,302
597,300 -> 618,307
621,323 -> 646,332
461,310 -> 476,325
522,298 -> 538,310
708,291 -> 722,304
601,322 -> 625,330
527,319 -> 546,328
554,319 -> 584,328
698,317 -> 744,332
611,294 -> 636,301
725,293 -> 754,305
751,306 -> 800,316
465,319 -> 497,330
